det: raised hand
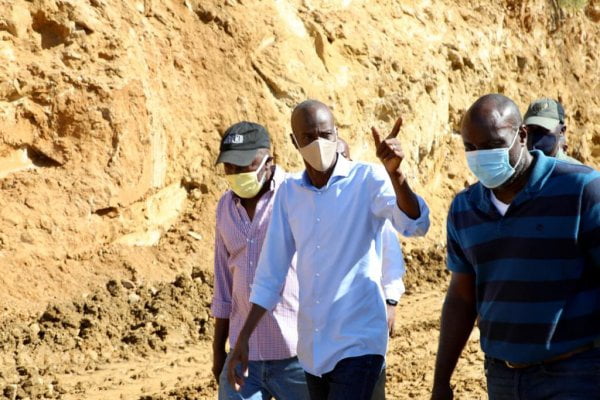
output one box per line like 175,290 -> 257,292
371,117 -> 405,175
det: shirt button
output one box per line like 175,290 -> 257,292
250,261 -> 253,265
316,218 -> 321,222
316,245 -> 320,249
316,300 -> 320,304
316,273 -> 320,277
315,328 -> 319,332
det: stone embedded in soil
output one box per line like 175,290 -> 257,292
106,279 -> 121,297
190,266 -> 207,283
121,279 -> 136,289
173,274 -> 191,289
128,293 -> 141,303
3,384 -> 17,400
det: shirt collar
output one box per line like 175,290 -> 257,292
522,150 -> 555,194
270,165 -> 286,190
469,150 -> 555,213
300,154 -> 353,189
332,154 -> 353,178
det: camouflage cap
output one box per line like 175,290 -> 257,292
523,98 -> 565,131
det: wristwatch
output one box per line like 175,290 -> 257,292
385,299 -> 398,307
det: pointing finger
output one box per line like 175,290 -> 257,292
387,117 -> 403,139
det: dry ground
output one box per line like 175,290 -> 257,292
3,285 -> 486,400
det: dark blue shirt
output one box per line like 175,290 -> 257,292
447,151 -> 600,363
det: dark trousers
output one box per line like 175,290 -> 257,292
370,366 -> 386,400
304,354 -> 384,400
485,347 -> 600,400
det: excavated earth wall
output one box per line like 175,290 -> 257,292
0,0 -> 599,398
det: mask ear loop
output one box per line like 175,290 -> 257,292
508,127 -> 520,148
257,154 -> 269,170
291,133 -> 301,149
255,154 -> 270,180
511,128 -> 524,168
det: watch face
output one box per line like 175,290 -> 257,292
386,299 -> 398,306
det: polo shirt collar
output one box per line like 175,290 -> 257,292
522,150 -> 555,195
470,150 -> 556,214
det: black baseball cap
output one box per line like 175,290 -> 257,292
216,121 -> 271,166
523,98 -> 565,131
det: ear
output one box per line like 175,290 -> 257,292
519,124 -> 528,143
290,133 -> 299,149
262,156 -> 275,180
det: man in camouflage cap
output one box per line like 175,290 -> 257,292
524,98 -> 581,164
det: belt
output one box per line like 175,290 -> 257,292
498,339 -> 600,369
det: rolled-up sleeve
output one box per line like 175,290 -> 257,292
369,165 -> 430,237
250,183 -> 296,310
211,217 -> 233,318
381,222 -> 406,301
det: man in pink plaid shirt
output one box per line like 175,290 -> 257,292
211,121 -> 310,400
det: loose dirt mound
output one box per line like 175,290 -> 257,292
1,0 -> 599,314
0,272 -> 212,399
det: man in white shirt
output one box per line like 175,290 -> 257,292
227,100 -> 430,399
337,137 -> 406,400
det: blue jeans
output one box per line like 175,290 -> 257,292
304,354 -> 384,400
219,353 -> 310,400
485,348 -> 600,400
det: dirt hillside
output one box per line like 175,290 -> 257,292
0,0 -> 599,399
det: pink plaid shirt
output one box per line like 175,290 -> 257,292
211,166 -> 299,360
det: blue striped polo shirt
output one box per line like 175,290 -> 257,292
447,150 -> 600,363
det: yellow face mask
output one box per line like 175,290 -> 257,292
225,155 -> 269,199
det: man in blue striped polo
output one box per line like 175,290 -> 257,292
431,94 -> 600,400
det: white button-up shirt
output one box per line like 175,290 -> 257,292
381,221 -> 406,301
250,156 -> 429,376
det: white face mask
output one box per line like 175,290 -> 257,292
295,137 -> 338,172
